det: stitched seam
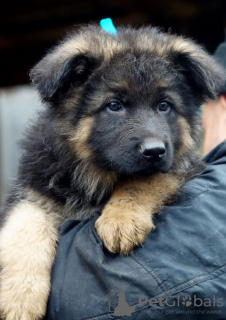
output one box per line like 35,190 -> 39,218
131,253 -> 170,291
179,190 -> 196,198
162,263 -> 226,297
182,184 -> 208,192
189,181 -> 209,189
81,264 -> 226,320
165,189 -> 209,214
125,263 -> 226,317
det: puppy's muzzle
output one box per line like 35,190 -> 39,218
140,138 -> 165,162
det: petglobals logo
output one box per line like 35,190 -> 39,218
108,292 -> 135,317
138,294 -> 224,308
108,292 -> 224,317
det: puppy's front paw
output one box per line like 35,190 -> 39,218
0,276 -> 49,320
0,201 -> 58,320
0,259 -> 53,320
95,201 -> 155,255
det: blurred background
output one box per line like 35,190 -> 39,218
1,0 -> 226,203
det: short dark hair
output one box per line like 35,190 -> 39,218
214,42 -> 226,94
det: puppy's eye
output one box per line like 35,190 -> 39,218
158,101 -> 171,113
106,101 -> 123,112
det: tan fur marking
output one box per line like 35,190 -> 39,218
95,173 -> 182,254
46,29 -> 123,75
62,90 -> 83,111
136,33 -> 198,58
177,116 -> 195,154
0,202 -> 59,320
69,117 -> 94,160
108,80 -> 130,92
69,117 -> 118,204
172,38 -> 200,57
72,161 -> 117,205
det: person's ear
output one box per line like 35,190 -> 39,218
219,94 -> 226,109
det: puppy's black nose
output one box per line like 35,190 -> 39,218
140,139 -> 165,161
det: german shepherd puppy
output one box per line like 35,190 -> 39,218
0,25 -> 224,319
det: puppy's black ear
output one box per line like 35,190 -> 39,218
172,49 -> 225,104
30,52 -> 99,103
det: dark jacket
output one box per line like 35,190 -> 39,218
46,141 -> 226,320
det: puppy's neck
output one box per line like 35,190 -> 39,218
72,160 -> 118,205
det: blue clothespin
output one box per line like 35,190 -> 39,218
100,18 -> 117,36
196,107 -> 201,115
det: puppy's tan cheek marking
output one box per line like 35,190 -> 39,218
62,92 -> 82,112
0,202 -> 58,320
69,117 -> 95,160
177,116 -> 195,155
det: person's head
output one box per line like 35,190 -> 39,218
203,41 -> 226,155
